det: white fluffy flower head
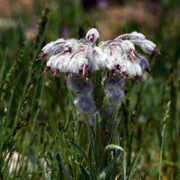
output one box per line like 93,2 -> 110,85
37,27 -> 166,88
86,28 -> 100,43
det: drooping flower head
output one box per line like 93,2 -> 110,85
36,28 -> 166,125
86,28 -> 100,43
37,28 -> 166,88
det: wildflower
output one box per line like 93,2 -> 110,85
36,38 -> 66,61
138,56 -> 155,79
37,28 -> 166,88
67,74 -> 93,95
74,95 -> 96,115
89,112 -> 101,126
106,107 -> 113,117
86,28 -> 100,43
105,73 -> 124,89
104,87 -> 124,106
36,27 -> 166,126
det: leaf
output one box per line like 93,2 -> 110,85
5,71 -> 23,126
98,171 -> 106,180
79,164 -> 91,180
15,18 -> 49,124
99,145 -> 123,178
61,160 -> 71,180
122,152 -> 127,180
68,140 -> 97,178
174,173 -> 180,180
86,118 -> 98,168
95,113 -> 101,167
0,48 -> 8,82
159,101 -> 171,180
127,149 -> 142,180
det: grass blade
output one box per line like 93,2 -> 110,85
127,149 -> 142,180
99,145 -> 123,178
86,119 -> 98,168
68,140 -> 97,178
0,48 -> 8,81
61,160 -> 71,180
175,174 -> 180,180
79,164 -> 91,180
159,101 -> 171,180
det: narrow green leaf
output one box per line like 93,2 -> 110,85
57,131 -> 71,154
174,173 -> 180,180
39,159 -> 51,180
88,144 -> 95,180
106,107 -> 121,144
61,160 -> 71,180
110,149 -> 117,180
95,113 -> 101,167
159,101 -> 171,180
68,140 -> 97,178
86,119 -> 98,168
99,147 -> 122,177
0,48 -> 8,81
67,85 -> 79,122
5,71 -> 23,127
127,149 -> 142,180
79,164 -> 91,180
98,171 -> 106,180
15,19 -> 49,124
122,152 -> 127,180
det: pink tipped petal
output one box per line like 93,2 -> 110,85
64,46 -> 71,53
88,34 -> 94,42
130,56 -> 135,63
153,49 -> 167,58
116,65 -> 124,77
52,69 -> 59,81
36,53 -> 47,61
79,69 -> 83,76
104,68 -> 108,76
129,49 -> 137,63
109,45 -> 115,54
58,47 -> 71,57
110,69 -> 115,82
134,52 -> 140,58
83,63 -> 86,77
145,68 -> 156,79
55,42 -> 66,45
125,74 -> 128,86
134,75 -> 139,91
129,49 -> 137,59
39,66 -> 51,77
71,49 -> 84,59
79,70 -> 83,81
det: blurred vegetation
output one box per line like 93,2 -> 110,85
0,0 -> 180,179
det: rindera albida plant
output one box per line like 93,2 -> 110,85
37,28 -> 165,123
36,28 -> 166,179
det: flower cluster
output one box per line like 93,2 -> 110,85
37,28 -> 166,124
